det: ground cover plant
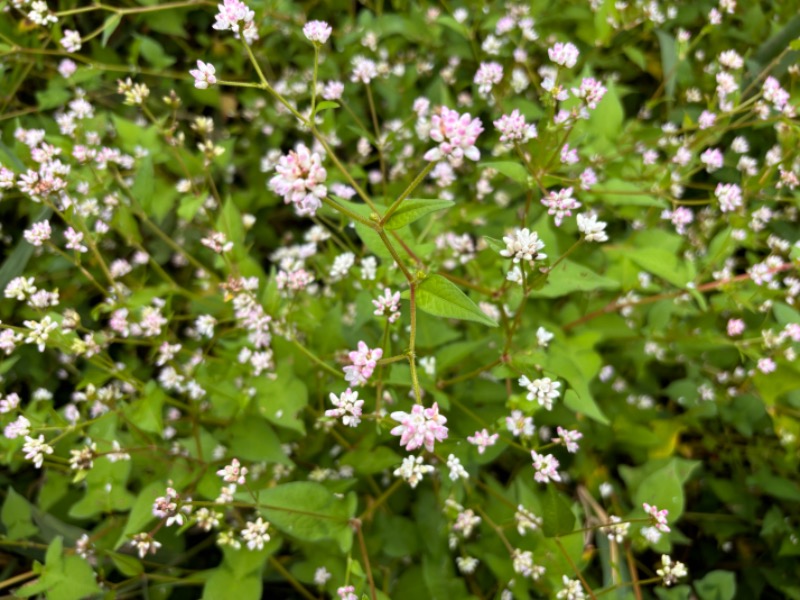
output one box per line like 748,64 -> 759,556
0,0 -> 799,598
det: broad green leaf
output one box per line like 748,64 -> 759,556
408,274 -> 498,327
259,482 -> 355,552
108,551 -> 144,577
481,161 -> 529,184
588,80 -> 624,140
483,236 -> 506,255
115,481 -> 164,549
531,260 -> 619,298
131,155 -> 154,212
0,207 -> 51,292
695,570 -> 736,600
340,445 -> 401,475
541,485 -> 576,537
592,179 -> 667,207
1,488 -> 39,540
101,14 -> 122,47
226,416 -> 294,465
203,569 -> 262,600
384,198 -> 455,230
254,363 -> 308,435
123,381 -> 165,434
563,389 -> 609,426
634,462 -> 685,521
314,100 -> 340,115
628,242 -> 694,288
16,537 -> 101,600
655,29 -> 678,101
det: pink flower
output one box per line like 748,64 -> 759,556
727,318 -> 745,336
548,42 -> 579,68
390,402 -> 448,452
572,77 -> 606,109
541,188 -> 581,227
343,341 -> 383,387
303,20 -> 332,44
643,502 -> 670,533
554,426 -> 583,453
757,357 -> 776,374
661,206 -> 694,235
213,0 -> 258,44
372,288 -> 401,323
531,451 -> 561,483
493,109 -> 537,144
715,183 -> 742,212
217,458 -> 248,485
190,60 -> 217,90
467,428 -> 499,454
268,144 -> 328,217
23,220 -> 52,246
424,107 -> 484,167
700,147 -> 724,172
474,61 -> 503,96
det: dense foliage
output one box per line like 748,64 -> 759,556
1,0 -> 799,599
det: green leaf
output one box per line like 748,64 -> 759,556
695,570 -> 736,600
314,100 -> 339,116
634,462 -> 685,521
203,569 -> 262,600
123,381 -> 165,434
226,417 -> 294,465
259,482 -> 355,552
541,485 -> 576,537
131,155 -> 155,212
592,179 -> 667,207
1,487 -> 39,540
563,389 -> 608,426
16,537 -> 101,600
101,14 -> 122,47
655,29 -> 678,101
115,481 -> 164,549
340,445 -> 401,475
588,80 -> 624,140
531,260 -> 619,298
0,207 -> 51,292
628,235 -> 695,288
384,198 -> 455,230
483,236 -> 506,255
408,274 -> 498,327
108,551 -> 144,577
254,363 -> 308,435
481,161 -> 529,184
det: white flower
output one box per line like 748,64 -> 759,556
241,517 -> 271,550
394,455 -> 434,488
500,228 -> 547,263
23,434 -> 53,468
519,375 -> 561,410
303,20 -> 332,44
657,555 -> 688,586
577,213 -> 608,242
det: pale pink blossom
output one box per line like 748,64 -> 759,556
390,402 -> 448,452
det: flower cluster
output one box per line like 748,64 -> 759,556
268,144 -> 328,217
390,402 -> 448,452
343,341 -> 383,386
424,107 -> 484,166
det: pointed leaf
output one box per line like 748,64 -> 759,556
481,161 -> 529,184
408,274 -> 498,327
384,198 -> 454,230
541,485 -> 576,537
